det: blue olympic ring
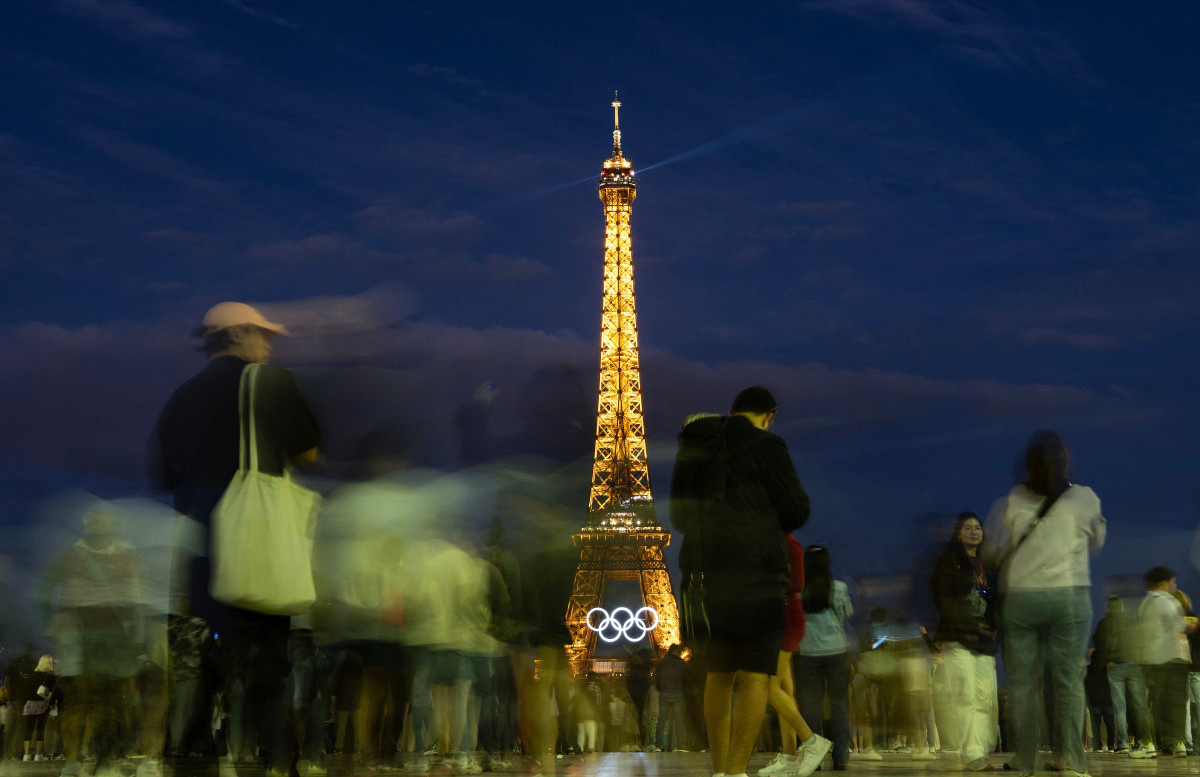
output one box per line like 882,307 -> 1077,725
586,606 -> 659,643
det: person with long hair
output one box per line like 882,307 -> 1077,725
795,545 -> 852,770
989,430 -> 1106,777
21,655 -> 56,762
930,512 -> 998,770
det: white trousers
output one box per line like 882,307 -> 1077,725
935,643 -> 998,762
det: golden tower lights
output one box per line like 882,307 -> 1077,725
564,94 -> 681,673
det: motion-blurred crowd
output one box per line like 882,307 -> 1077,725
0,302 -> 1190,777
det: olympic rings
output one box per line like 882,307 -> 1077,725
586,606 -> 659,643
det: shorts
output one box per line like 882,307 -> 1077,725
703,583 -> 785,675
431,650 -> 471,685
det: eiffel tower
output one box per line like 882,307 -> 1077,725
564,94 -> 681,673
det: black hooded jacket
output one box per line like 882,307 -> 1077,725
670,415 -> 809,588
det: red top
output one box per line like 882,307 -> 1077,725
781,535 -> 806,652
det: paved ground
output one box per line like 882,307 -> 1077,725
2,752 -> 1197,777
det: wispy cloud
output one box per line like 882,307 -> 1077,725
802,0 -> 1095,83
78,130 -> 224,193
56,0 -> 193,40
217,0 -> 297,29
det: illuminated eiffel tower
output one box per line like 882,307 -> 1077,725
564,94 -> 681,673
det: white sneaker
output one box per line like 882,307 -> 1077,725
853,750 -> 884,761
786,734 -> 832,777
1129,747 -> 1156,759
758,753 -> 794,776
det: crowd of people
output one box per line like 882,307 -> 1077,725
0,302 -> 1190,777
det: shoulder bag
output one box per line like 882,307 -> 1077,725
210,363 -> 321,615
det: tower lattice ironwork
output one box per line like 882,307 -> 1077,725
565,94 -> 681,673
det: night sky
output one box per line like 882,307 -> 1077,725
2,2 -> 1199,609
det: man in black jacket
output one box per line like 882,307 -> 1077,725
671,387 -> 810,777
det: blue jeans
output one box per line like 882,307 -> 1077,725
1107,661 -> 1152,750
796,652 -> 851,767
656,692 -> 687,751
1002,587 -> 1091,773
1185,671 -> 1200,749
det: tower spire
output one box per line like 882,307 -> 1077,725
611,90 -> 622,153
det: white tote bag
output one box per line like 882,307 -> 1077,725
210,363 -> 320,615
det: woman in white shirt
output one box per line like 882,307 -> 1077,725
989,431 -> 1106,777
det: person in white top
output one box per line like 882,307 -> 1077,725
1138,567 -> 1197,756
987,430 -> 1106,777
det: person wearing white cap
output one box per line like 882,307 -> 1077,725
147,301 -> 320,777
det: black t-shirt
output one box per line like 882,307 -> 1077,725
149,356 -> 321,516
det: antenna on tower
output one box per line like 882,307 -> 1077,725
611,90 -> 622,152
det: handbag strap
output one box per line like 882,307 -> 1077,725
237,363 -> 261,473
996,485 -> 1071,574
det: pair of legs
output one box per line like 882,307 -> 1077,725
796,652 -> 851,767
1107,661 -> 1153,750
1002,587 -> 1091,774
768,651 -> 813,755
1088,705 -> 1114,750
23,712 -> 49,758
59,674 -> 128,773
513,644 -> 570,775
935,643 -> 998,763
706,670 -> 770,776
1144,661 -> 1189,752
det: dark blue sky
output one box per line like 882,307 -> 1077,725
1,1 -> 1199,595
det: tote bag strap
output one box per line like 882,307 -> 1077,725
237,363 -> 262,473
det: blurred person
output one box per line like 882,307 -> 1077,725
850,609 -> 892,760
894,623 -> 936,760
1091,596 -> 1153,756
147,301 -> 320,777
1083,651 -> 1113,752
760,536 -> 825,777
671,388 -> 823,777
988,430 -> 1106,777
311,455 -> 432,773
37,507 -> 145,777
930,512 -> 999,771
20,654 -> 55,762
286,617 -> 333,777
795,545 -> 851,771
328,650 -> 362,754
626,649 -> 652,750
1138,566 -> 1197,756
474,541 -> 515,771
475,520 -> 520,770
166,599 -> 213,757
2,645 -> 38,765
654,644 -> 688,753
1177,588 -> 1200,756
571,674 -> 601,753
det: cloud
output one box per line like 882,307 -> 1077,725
56,0 -> 194,40
54,0 -> 229,71
0,301 -> 1112,486
1016,328 -> 1120,351
354,204 -> 485,248
802,0 -> 1094,83
79,130 -> 224,193
406,63 -> 485,90
217,0 -> 297,29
